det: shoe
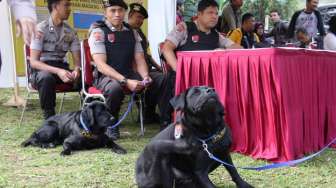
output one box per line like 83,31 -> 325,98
43,109 -> 55,120
107,126 -> 120,140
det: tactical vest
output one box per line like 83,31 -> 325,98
96,21 -> 135,77
176,22 -> 219,51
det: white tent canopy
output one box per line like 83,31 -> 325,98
148,0 -> 176,65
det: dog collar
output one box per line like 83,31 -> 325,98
79,112 -> 91,134
197,127 -> 227,145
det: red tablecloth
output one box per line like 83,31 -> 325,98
175,48 -> 336,162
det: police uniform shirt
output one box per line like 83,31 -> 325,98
30,17 -> 80,62
166,21 -> 234,49
88,19 -> 143,55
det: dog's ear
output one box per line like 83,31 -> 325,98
83,104 -> 95,126
170,92 -> 186,111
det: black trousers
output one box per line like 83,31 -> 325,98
94,71 -> 167,121
31,61 -> 78,113
159,71 -> 176,126
143,70 -> 165,116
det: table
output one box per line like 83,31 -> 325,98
175,48 -> 336,162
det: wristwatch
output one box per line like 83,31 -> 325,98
119,78 -> 128,86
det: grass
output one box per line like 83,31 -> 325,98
0,88 -> 335,188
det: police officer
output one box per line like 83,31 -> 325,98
88,0 -> 155,139
127,3 -> 164,124
30,0 -> 81,119
161,0 -> 240,128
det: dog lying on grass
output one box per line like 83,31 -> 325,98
136,86 -> 253,188
21,101 -> 126,156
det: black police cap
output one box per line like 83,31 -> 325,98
102,0 -> 128,10
129,3 -> 148,19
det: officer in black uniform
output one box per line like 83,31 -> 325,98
127,3 -> 164,124
88,0 -> 157,139
161,0 -> 239,129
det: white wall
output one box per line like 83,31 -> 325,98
148,0 -> 176,65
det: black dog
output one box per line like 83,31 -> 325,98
136,86 -> 253,188
21,101 -> 126,156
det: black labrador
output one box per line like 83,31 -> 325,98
21,101 -> 126,156
136,86 -> 253,188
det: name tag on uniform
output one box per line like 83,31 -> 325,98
108,33 -> 115,43
192,35 -> 199,43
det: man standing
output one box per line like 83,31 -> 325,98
267,9 -> 289,47
218,0 -> 243,34
228,13 -> 260,49
88,0 -> 154,139
287,0 -> 325,40
127,3 -> 164,124
161,0 -> 239,129
30,0 -> 81,119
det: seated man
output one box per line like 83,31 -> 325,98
295,28 -> 313,48
227,13 -> 260,49
161,0 -> 240,129
127,3 -> 164,124
30,0 -> 81,119
88,0 -> 155,139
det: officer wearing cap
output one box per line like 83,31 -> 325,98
30,0 -> 80,119
161,0 -> 240,128
88,0 -> 156,139
127,3 -> 165,125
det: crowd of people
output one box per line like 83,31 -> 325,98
1,0 -> 336,140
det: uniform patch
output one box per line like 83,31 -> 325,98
192,35 -> 199,43
108,33 -> 115,43
94,32 -> 103,42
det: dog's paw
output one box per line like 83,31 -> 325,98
60,150 -> 71,156
112,148 -> 127,155
21,141 -> 30,147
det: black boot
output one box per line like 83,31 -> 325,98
43,109 -> 55,120
107,126 -> 120,140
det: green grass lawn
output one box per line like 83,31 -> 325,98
0,88 -> 335,188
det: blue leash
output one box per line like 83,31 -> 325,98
108,92 -> 136,130
200,136 -> 336,171
79,112 -> 91,133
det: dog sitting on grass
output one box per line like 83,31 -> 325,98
136,86 -> 253,188
21,101 -> 126,156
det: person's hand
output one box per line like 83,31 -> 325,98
126,79 -> 144,92
71,67 -> 81,80
57,69 -> 73,83
176,22 -> 186,32
142,75 -> 152,87
16,17 -> 36,45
